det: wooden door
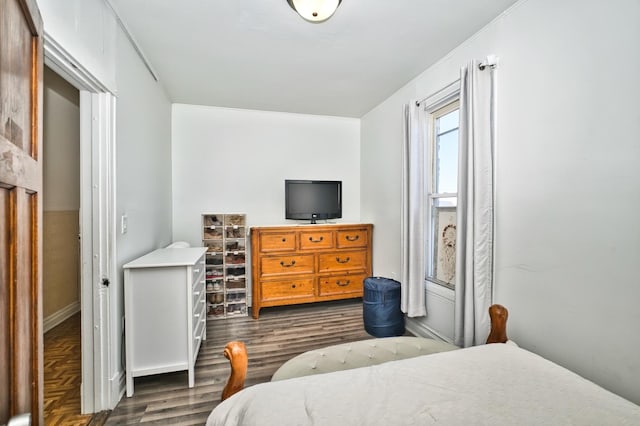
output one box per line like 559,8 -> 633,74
0,0 -> 44,425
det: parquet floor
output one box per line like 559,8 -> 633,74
44,313 -> 99,426
106,299 -> 372,425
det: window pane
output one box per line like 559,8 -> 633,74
435,128 -> 458,193
426,100 -> 459,289
437,109 -> 459,134
428,198 -> 457,287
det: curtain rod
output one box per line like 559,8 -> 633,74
416,79 -> 459,107
479,54 -> 499,71
416,55 -> 498,107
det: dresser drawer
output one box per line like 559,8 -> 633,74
299,230 -> 334,250
259,232 -> 297,252
194,299 -> 206,330
261,278 -> 315,301
193,284 -> 205,309
192,313 -> 206,359
192,282 -> 205,306
261,254 -> 314,277
318,250 -> 367,273
193,315 -> 205,343
318,274 -> 365,297
192,256 -> 206,284
336,228 -> 369,248
193,275 -> 205,294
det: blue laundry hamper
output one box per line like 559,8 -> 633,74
363,277 -> 405,337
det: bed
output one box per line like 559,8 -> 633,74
206,305 -> 640,425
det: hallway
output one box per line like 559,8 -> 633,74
43,313 -> 107,425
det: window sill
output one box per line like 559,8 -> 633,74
425,280 -> 455,301
426,278 -> 454,291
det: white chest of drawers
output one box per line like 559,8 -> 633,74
123,247 -> 207,397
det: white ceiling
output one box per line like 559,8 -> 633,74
109,0 -> 518,118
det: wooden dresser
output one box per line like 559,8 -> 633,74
250,224 -> 372,318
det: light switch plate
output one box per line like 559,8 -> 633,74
121,214 -> 128,234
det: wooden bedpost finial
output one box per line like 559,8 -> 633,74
486,304 -> 509,344
221,341 -> 248,401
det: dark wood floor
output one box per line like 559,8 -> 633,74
44,313 -> 95,426
106,299 -> 371,425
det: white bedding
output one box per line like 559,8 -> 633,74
207,342 -> 640,425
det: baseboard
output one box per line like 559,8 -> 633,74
110,371 -> 126,409
44,301 -> 81,333
406,317 -> 455,344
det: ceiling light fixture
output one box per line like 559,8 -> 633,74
287,0 -> 342,23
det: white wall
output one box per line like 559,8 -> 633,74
171,104 -> 360,245
37,0 -> 174,407
37,0 -> 117,92
361,0 -> 640,404
42,66 -> 81,321
111,19 -> 174,400
43,66 -> 80,212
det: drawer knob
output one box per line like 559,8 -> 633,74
336,256 -> 350,264
281,238 -> 286,242
291,284 -> 296,289
345,235 -> 360,242
280,260 -> 296,267
336,280 -> 350,287
308,236 -> 324,243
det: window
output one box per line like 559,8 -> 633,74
426,100 -> 459,289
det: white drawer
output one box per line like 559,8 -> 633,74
192,262 -> 205,286
194,312 -> 205,340
193,272 -> 205,291
193,292 -> 205,318
192,283 -> 204,307
193,311 -> 206,352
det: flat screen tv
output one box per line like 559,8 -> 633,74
285,180 -> 342,224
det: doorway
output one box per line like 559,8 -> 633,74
44,36 -> 117,415
42,65 -> 87,424
42,66 -> 80,333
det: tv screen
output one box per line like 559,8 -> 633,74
285,180 -> 342,223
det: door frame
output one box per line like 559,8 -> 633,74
43,34 -> 116,413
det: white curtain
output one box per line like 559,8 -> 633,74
401,101 -> 427,317
454,59 -> 497,347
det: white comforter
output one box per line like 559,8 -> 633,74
207,342 -> 640,425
